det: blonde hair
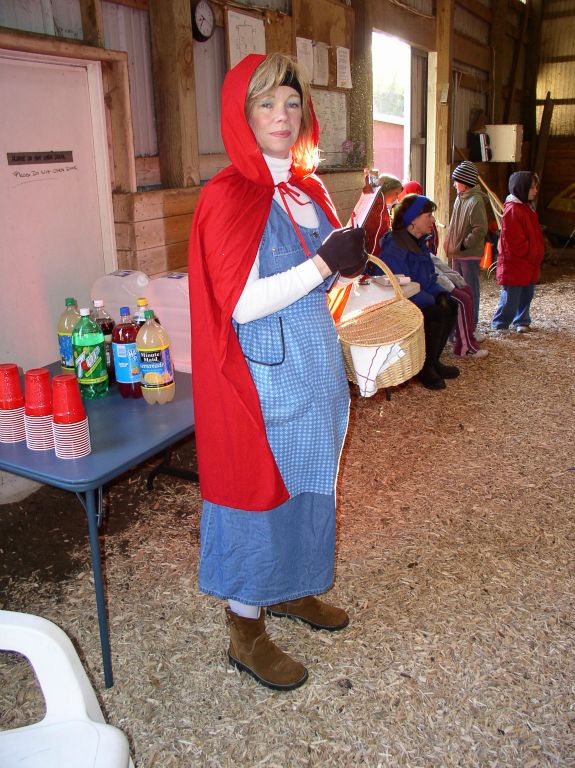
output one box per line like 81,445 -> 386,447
245,54 -> 317,170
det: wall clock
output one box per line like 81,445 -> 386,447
192,0 -> 215,42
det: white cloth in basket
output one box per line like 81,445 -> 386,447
340,279 -> 418,398
349,343 -> 405,397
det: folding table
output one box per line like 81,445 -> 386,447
0,365 -> 196,687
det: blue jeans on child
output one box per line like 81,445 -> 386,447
452,258 -> 481,327
492,284 -> 535,329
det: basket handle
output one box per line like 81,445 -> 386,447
366,254 -> 403,298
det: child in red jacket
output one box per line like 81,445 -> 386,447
492,171 -> 545,332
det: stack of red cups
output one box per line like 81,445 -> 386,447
51,374 -> 91,459
24,368 -> 55,450
0,363 -> 26,443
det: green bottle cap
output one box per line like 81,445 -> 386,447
144,310 -> 154,319
65,297 -> 76,306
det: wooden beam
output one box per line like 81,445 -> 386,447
102,60 -> 138,193
79,0 -> 105,47
490,0 -> 507,123
432,0 -> 454,238
148,0 -> 200,188
535,98 -> 575,106
349,0 -> 373,168
452,33 -> 490,72
0,26 -> 122,61
541,55 -> 575,64
109,0 -> 149,9
534,92 -> 554,209
524,0 -> 543,160
504,1 -> 529,123
457,0 -> 492,24
459,73 -> 492,93
542,9 -> 575,20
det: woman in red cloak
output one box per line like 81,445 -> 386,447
188,54 -> 366,690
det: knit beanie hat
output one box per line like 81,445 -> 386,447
377,173 -> 403,194
452,160 -> 478,187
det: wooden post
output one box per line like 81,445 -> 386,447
349,0 -> 373,170
504,2 -> 530,124
432,0 -> 453,242
534,91 -> 554,209
79,0 -> 105,48
149,0 -> 200,188
490,0 -> 507,123
524,0 -> 544,165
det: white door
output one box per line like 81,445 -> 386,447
0,51 -> 116,372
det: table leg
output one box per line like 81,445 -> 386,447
83,488 -> 114,688
146,449 -> 199,490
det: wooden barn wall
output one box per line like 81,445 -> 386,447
537,3 -> 575,136
3,0 -> 567,268
536,0 -> 575,238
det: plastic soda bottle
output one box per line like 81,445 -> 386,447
91,299 -> 116,383
136,310 -> 175,404
134,297 -> 160,327
72,309 -> 109,399
112,306 -> 142,399
58,297 -> 81,373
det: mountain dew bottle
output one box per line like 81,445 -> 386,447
72,309 -> 109,399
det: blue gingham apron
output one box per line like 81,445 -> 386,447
198,200 -> 350,605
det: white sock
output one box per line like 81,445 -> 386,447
228,600 -> 261,619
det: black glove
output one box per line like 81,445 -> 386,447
436,292 -> 451,310
316,226 -> 368,278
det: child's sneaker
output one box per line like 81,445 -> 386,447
516,325 -> 530,333
466,348 -> 489,358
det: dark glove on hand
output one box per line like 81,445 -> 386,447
317,226 -> 368,277
436,292 -> 451,309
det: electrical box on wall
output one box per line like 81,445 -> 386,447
484,124 -> 523,162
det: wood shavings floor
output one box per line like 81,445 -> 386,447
1,257 -> 574,767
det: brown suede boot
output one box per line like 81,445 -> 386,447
226,608 -> 308,691
267,596 -> 349,631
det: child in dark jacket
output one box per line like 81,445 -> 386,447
492,171 -> 545,332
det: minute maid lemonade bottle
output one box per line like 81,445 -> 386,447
72,309 -> 109,399
136,310 -> 175,404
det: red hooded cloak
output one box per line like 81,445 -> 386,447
188,54 -> 341,511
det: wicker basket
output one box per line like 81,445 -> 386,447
336,255 -> 425,390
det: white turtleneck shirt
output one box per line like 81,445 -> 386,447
232,153 -> 327,324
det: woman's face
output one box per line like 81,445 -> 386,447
528,179 -> 538,201
409,211 -> 435,239
248,85 -> 302,159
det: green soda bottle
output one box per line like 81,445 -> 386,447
58,297 -> 81,373
72,308 -> 109,399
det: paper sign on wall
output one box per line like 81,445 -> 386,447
313,42 -> 329,87
336,47 -> 352,89
226,9 -> 266,70
296,37 -> 314,81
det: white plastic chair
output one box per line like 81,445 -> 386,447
0,610 -> 134,768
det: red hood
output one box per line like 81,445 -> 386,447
221,53 -> 321,185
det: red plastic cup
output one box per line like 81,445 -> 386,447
52,374 -> 86,425
25,368 -> 52,417
0,363 -> 25,410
